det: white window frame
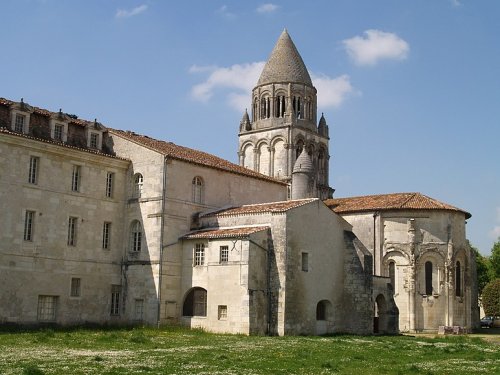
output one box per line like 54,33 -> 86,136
68,216 -> 78,246
105,172 -> 114,198
130,221 -> 142,252
194,243 -> 205,266
102,222 -> 111,249
24,210 -> 35,241
28,156 -> 39,184
133,173 -> 143,198
218,305 -> 227,320
49,119 -> 68,142
86,129 -> 102,150
219,245 -> 229,264
37,295 -> 57,322
11,109 -> 31,134
71,165 -> 81,192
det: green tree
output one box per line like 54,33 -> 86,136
471,245 -> 491,295
490,240 -> 500,279
482,279 -> 500,316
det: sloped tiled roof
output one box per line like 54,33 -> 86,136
201,198 -> 318,218
0,97 -> 92,127
324,193 -> 471,219
110,129 -> 286,185
257,29 -> 313,87
0,127 -> 128,161
181,226 -> 269,240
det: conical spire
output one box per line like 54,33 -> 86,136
257,29 -> 313,86
293,147 -> 314,174
240,109 -> 251,131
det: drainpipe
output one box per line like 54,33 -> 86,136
157,156 -> 168,328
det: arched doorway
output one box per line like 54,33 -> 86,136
374,294 -> 388,334
316,300 -> 333,335
182,287 -> 207,317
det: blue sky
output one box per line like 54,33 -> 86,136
1,0 -> 499,255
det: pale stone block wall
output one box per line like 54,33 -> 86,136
0,134 -> 129,325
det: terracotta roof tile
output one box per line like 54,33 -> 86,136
0,127 -> 128,161
201,198 -> 317,218
182,226 -> 269,239
109,129 -> 287,185
324,193 -> 471,219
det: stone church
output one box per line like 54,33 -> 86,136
0,30 -> 478,334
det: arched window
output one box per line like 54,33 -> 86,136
275,95 -> 286,118
192,177 -> 204,204
316,301 -> 327,320
133,173 -> 143,198
130,220 -> 142,252
183,287 -> 207,317
455,261 -> 462,297
295,140 -> 304,160
425,261 -> 433,295
389,261 -> 395,291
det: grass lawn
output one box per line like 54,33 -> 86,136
0,327 -> 498,375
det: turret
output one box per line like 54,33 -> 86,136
240,109 -> 251,132
291,148 -> 315,199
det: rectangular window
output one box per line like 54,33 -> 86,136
70,278 -> 81,297
15,114 -> 25,132
102,222 -> 111,249
28,156 -> 38,184
90,133 -> 99,149
194,243 -> 205,266
218,305 -> 227,320
110,285 -> 121,316
219,245 -> 229,264
301,252 -> 309,272
67,217 -> 77,246
106,172 -> 114,198
24,210 -> 35,241
71,165 -> 80,192
54,124 -> 63,141
134,299 -> 144,320
37,295 -> 57,321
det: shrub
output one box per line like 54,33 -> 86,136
482,278 -> 500,316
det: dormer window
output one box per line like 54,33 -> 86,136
90,133 -> 99,149
15,114 -> 25,132
54,124 -> 63,141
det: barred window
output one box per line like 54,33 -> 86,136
194,243 -> 205,266
90,133 -> 99,149
219,246 -> 229,264
24,211 -> 35,241
218,305 -> 227,320
133,173 -> 143,198
37,295 -> 57,321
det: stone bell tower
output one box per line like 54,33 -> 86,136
238,29 -> 333,200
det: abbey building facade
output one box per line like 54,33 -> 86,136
0,30 -> 478,334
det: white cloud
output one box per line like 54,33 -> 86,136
312,74 -> 354,108
115,4 -> 148,19
190,62 -> 354,112
257,3 -> 279,13
216,5 -> 236,19
343,29 -> 409,66
190,62 -> 265,109
451,0 -> 462,7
